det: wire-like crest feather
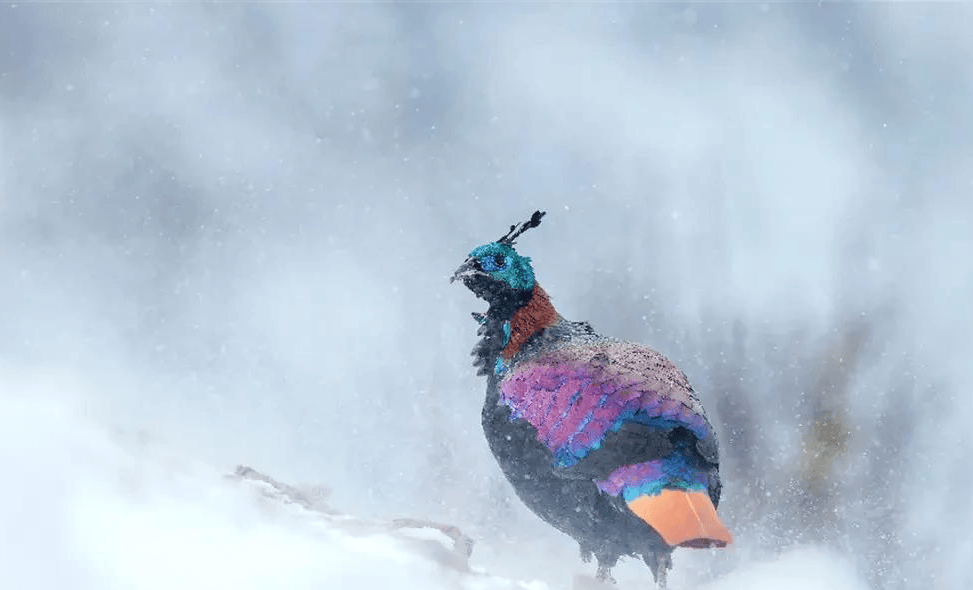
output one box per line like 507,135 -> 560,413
497,210 -> 546,246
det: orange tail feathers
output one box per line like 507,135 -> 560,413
627,489 -> 733,548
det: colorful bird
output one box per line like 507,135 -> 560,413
451,211 -> 731,588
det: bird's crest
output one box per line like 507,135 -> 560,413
497,210 -> 546,246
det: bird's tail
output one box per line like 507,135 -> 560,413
627,489 -> 733,548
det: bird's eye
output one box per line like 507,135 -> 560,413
479,254 -> 508,272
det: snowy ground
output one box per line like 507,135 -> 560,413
0,385 -> 867,590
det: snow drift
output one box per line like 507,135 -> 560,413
0,385 -> 866,590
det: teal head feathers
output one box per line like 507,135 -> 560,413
465,241 -> 536,291
451,211 -> 546,305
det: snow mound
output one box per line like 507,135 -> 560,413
0,392 -> 868,590
0,394 -> 542,590
703,548 -> 868,590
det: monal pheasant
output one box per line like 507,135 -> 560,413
451,211 -> 731,588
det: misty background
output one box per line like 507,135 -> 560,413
1,3 -> 971,589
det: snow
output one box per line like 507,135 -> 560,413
0,389 -> 867,590
0,391 -> 538,590
702,548 -> 867,590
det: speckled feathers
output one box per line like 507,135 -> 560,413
499,340 -> 714,469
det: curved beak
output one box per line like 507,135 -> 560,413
450,257 -> 480,284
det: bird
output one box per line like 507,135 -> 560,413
451,211 -> 731,589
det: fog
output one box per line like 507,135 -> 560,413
1,4 -> 971,589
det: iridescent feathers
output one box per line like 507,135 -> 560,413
468,242 -> 536,292
453,211 -> 731,583
498,341 -> 714,495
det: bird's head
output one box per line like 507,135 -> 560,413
451,211 -> 545,312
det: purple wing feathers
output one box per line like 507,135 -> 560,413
498,341 -> 712,464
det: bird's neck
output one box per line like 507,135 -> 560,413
498,284 -> 558,361
472,285 -> 560,379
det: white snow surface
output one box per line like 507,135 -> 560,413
0,387 -> 866,590
0,390 -> 533,590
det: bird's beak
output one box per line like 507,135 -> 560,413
450,257 -> 480,284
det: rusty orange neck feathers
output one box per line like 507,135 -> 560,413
501,285 -> 558,360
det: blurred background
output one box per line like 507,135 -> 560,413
1,3 -> 971,589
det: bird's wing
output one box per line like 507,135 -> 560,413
498,338 -> 731,548
552,420 -> 674,480
499,340 -> 717,475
